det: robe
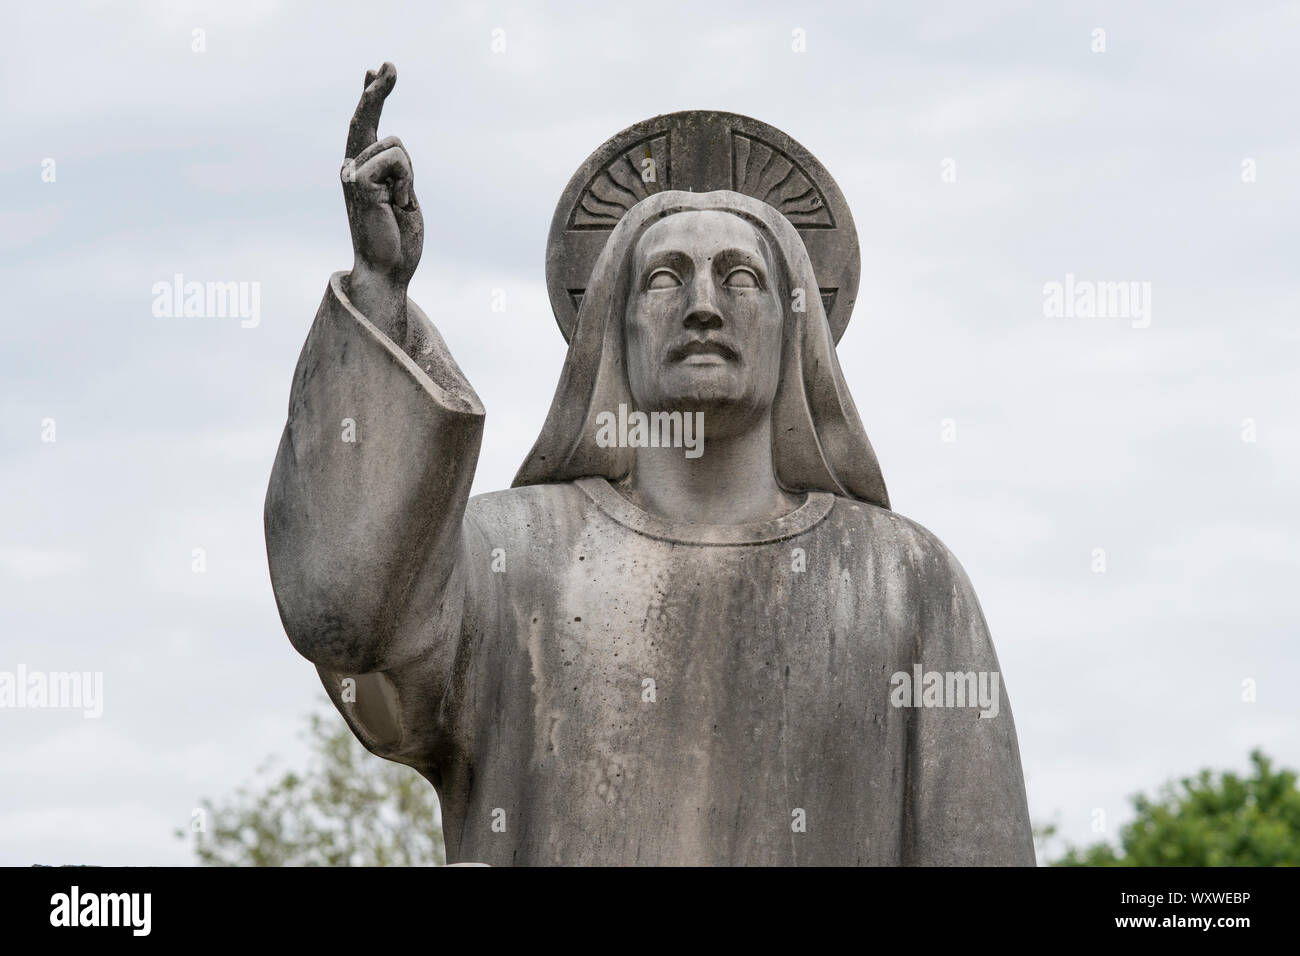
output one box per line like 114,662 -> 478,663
265,273 -> 1036,866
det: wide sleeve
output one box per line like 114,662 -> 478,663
902,535 -> 1037,866
264,272 -> 485,762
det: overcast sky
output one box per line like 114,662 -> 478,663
2,0 -> 1297,865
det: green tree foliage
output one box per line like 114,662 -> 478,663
177,709 -> 444,866
1053,749 -> 1300,866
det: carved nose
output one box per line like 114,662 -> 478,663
684,308 -> 722,330
684,288 -> 723,330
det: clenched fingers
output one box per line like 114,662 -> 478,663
347,146 -> 415,209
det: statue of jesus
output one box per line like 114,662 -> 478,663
265,63 -> 1036,866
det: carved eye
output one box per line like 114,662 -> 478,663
724,267 -> 760,289
647,269 -> 682,290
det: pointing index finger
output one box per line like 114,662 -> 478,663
345,62 -> 397,159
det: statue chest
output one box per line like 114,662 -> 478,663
446,509 -> 922,864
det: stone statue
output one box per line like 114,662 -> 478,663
265,63 -> 1035,866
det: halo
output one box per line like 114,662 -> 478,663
545,110 -> 860,345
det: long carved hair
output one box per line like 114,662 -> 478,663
512,190 -> 889,508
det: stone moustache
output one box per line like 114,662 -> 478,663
265,62 -> 1035,866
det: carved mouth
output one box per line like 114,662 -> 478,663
668,339 -> 739,363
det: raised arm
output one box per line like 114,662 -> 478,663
265,64 -> 484,695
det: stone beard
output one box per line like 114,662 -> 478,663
266,184 -> 1036,865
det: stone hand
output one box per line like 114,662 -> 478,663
342,63 -> 423,301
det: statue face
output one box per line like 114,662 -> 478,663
623,210 -> 785,429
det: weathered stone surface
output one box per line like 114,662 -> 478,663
265,63 -> 1035,866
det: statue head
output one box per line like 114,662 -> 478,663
514,190 -> 889,508
624,209 -> 785,439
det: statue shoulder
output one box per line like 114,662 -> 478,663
828,496 -> 983,602
463,481 -> 594,544
833,497 -> 999,670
